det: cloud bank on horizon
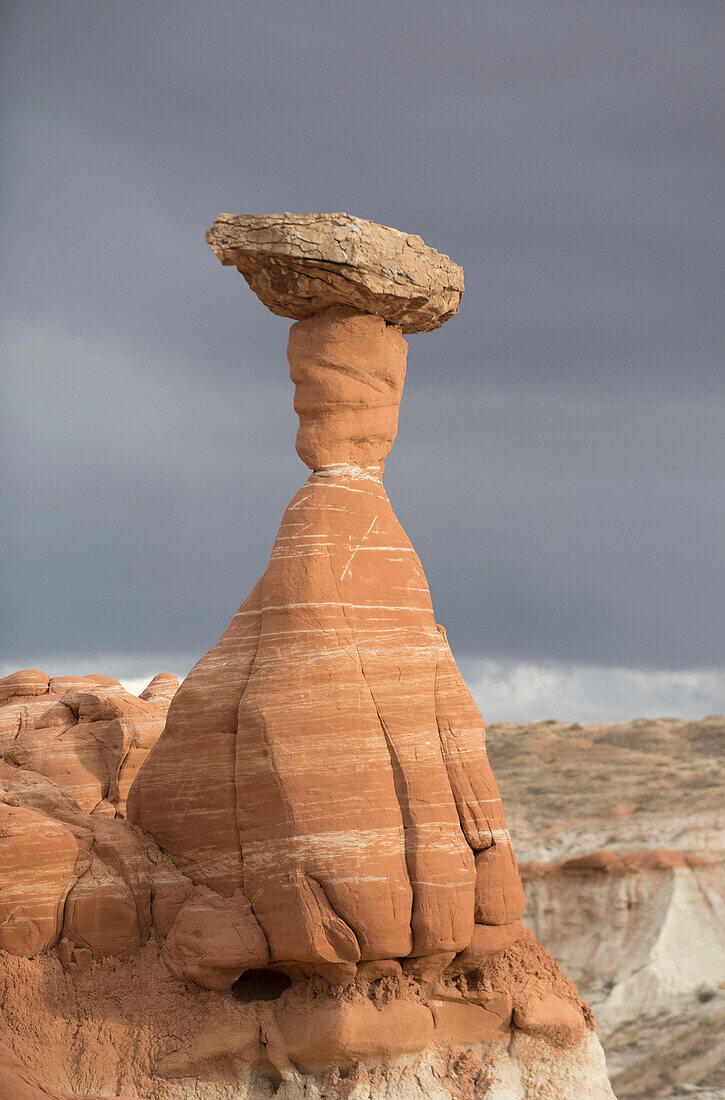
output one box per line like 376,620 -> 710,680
118,663 -> 725,726
2,1 -> 723,720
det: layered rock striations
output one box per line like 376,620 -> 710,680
128,274 -> 523,983
521,851 -> 725,1024
0,672 -> 179,963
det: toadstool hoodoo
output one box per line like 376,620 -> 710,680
0,213 -> 617,1099
129,214 -> 524,976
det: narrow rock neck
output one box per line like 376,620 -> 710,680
287,306 -> 408,472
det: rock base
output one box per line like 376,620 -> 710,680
0,937 -> 615,1099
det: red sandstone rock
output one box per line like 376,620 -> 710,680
139,672 -> 179,711
289,306 -> 407,469
129,303 -> 523,975
0,669 -> 50,705
0,759 -> 157,962
0,672 -> 59,757
49,675 -> 121,694
0,803 -> 78,955
162,885 -> 268,989
561,850 -> 619,874
401,952 -> 457,982
274,997 -> 435,1070
127,580 -> 264,894
5,685 -> 166,817
61,814 -> 152,960
430,992 -> 511,1044
149,853 -> 195,936
450,920 -> 525,972
512,991 -> 588,1038
519,847 -> 712,882
474,844 -> 527,924
619,848 -> 710,872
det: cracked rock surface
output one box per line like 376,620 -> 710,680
206,212 -> 464,332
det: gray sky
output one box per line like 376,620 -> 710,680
2,1 -> 723,719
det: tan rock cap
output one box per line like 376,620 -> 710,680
206,212 -> 464,333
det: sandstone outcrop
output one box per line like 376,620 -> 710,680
0,935 -> 615,1100
0,672 -> 121,756
521,849 -> 725,1028
0,215 -> 617,1098
0,802 -> 79,957
1,674 -> 168,817
139,671 -> 179,711
0,757 -> 160,960
129,278 -> 524,980
0,672 -> 192,964
518,844 -> 725,1098
0,669 -> 51,705
205,212 -> 464,332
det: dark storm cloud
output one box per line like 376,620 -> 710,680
2,0 -> 723,675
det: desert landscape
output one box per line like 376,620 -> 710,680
1,211 -> 723,1100
488,716 -> 725,1099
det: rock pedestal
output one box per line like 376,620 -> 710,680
128,214 -> 525,985
0,213 -> 617,1099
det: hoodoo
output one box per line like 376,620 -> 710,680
128,213 -> 525,976
0,214 -> 617,1099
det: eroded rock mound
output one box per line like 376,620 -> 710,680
0,931 -> 611,1099
0,672 -> 170,817
139,671 -> 179,710
0,756 -> 175,961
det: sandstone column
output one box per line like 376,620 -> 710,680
128,212 -> 524,981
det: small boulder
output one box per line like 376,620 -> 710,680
450,921 -> 524,973
512,992 -> 588,1039
162,886 -> 269,989
275,997 -> 435,1070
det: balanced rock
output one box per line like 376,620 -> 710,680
205,212 -> 464,332
0,215 -> 617,1099
130,215 -> 523,981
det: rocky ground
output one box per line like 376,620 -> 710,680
487,715 -> 725,1100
